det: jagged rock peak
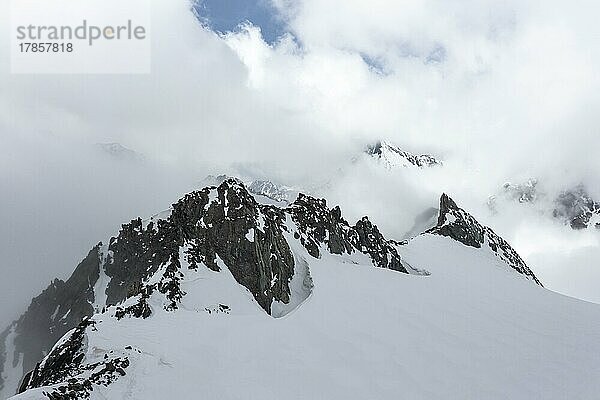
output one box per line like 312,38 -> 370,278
287,193 -> 408,273
429,193 -> 542,286
366,140 -> 441,168
17,318 -> 131,398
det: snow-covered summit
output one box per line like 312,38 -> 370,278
4,180 -> 599,400
365,140 -> 441,169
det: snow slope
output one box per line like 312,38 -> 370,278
11,232 -> 600,400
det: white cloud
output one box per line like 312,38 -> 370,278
1,0 -> 600,327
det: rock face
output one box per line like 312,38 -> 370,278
1,178 -> 410,397
0,246 -> 101,396
289,194 -> 407,273
366,140 -> 441,168
427,194 -> 542,286
17,318 -> 131,399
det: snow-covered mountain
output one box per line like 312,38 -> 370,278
3,179 -> 600,399
365,140 -> 441,169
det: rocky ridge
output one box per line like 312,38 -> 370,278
1,181 -> 541,398
428,194 -> 542,286
1,178 -> 412,398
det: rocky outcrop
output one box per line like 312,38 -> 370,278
288,194 -> 408,273
428,194 -> 542,286
103,180 -> 295,315
0,245 -> 101,397
18,318 -> 130,399
106,180 -> 408,314
352,217 -> 407,272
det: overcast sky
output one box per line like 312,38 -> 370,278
1,0 -> 600,327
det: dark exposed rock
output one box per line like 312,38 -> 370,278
174,180 -> 296,314
0,245 -> 102,396
18,318 -> 130,399
289,194 -> 354,258
19,318 -> 96,392
288,194 -> 408,273
205,304 -> 231,315
432,194 -> 484,248
428,194 -> 542,286
105,216 -> 181,306
99,179 -> 296,315
115,286 -> 153,320
352,217 -> 407,272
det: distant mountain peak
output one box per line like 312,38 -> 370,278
94,143 -> 144,162
366,140 -> 441,168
